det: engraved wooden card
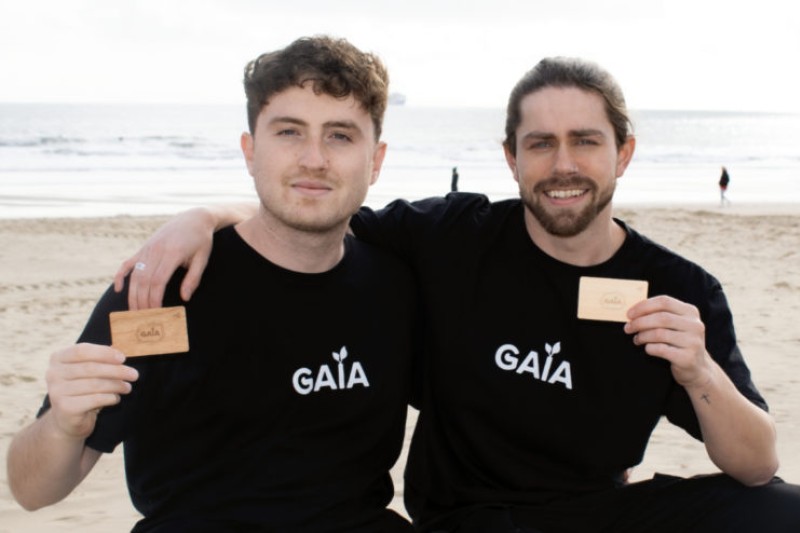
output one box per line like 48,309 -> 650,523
109,306 -> 189,357
577,276 -> 649,323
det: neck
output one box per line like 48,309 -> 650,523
523,206 -> 626,267
235,214 -> 347,274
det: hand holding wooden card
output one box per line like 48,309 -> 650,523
109,306 -> 190,357
577,277 -> 649,323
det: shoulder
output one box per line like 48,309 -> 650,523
619,220 -> 723,301
345,234 -> 413,274
350,194 -> 522,260
203,225 -> 259,273
357,193 -> 521,236
210,225 -> 242,253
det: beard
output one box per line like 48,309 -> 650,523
259,195 -> 356,235
520,174 -> 615,237
253,171 -> 365,236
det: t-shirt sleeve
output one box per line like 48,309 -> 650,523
351,193 -> 495,261
351,198 -> 438,260
36,272 -> 187,454
700,281 -> 767,409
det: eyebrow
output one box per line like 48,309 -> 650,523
268,116 -> 306,127
268,116 -> 362,132
522,128 -> 607,141
569,128 -> 606,138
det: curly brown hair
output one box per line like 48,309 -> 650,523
244,36 -> 389,141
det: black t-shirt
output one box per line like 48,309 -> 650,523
352,193 -> 766,530
39,226 -> 418,532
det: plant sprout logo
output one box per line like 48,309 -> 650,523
494,341 -> 573,390
136,322 -> 163,343
292,346 -> 370,395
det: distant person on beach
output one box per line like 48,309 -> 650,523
6,36 -> 417,532
112,57 -> 800,532
719,165 -> 731,206
451,166 -> 459,192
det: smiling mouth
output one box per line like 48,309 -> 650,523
545,189 -> 587,199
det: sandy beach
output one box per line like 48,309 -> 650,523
1,204 -> 799,531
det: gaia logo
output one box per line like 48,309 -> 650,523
601,292 -> 625,309
494,341 -> 573,390
292,346 -> 370,395
136,322 -> 163,343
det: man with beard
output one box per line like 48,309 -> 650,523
110,57 -> 800,531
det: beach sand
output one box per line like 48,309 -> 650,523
1,204 -> 799,530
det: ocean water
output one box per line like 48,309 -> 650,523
1,103 -> 798,218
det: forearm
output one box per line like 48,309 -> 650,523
205,202 -> 257,230
6,412 -> 100,510
625,296 -> 780,485
687,361 -> 778,486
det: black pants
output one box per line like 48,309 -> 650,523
140,508 -> 413,532
433,474 -> 800,533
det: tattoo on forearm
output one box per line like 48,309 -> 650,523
701,393 -> 711,405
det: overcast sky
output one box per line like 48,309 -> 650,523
2,0 -> 799,112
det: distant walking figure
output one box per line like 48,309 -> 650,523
451,167 -> 459,192
719,166 -> 731,206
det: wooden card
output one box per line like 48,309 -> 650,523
577,276 -> 649,323
109,306 -> 189,357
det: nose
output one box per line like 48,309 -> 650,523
553,145 -> 579,174
298,139 -> 328,170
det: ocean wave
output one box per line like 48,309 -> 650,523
1,104 -> 798,217
0,135 -> 87,148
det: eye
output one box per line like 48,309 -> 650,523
276,128 -> 299,137
527,140 -> 552,150
575,137 -> 600,146
330,131 -> 353,143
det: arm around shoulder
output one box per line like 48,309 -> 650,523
114,202 -> 257,310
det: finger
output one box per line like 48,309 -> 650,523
131,244 -> 180,310
49,345 -> 140,385
627,295 -> 696,321
129,256 -> 157,311
56,394 -> 121,416
61,393 -> 125,416
50,360 -> 139,383
145,258 -> 180,309
52,343 -> 125,365
51,375 -> 135,397
625,310 -> 676,335
641,340 -> 683,361
48,379 -> 133,406
113,256 -> 138,293
180,251 -> 210,302
628,310 -> 705,341
79,392 -> 126,409
632,326 -> 687,349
